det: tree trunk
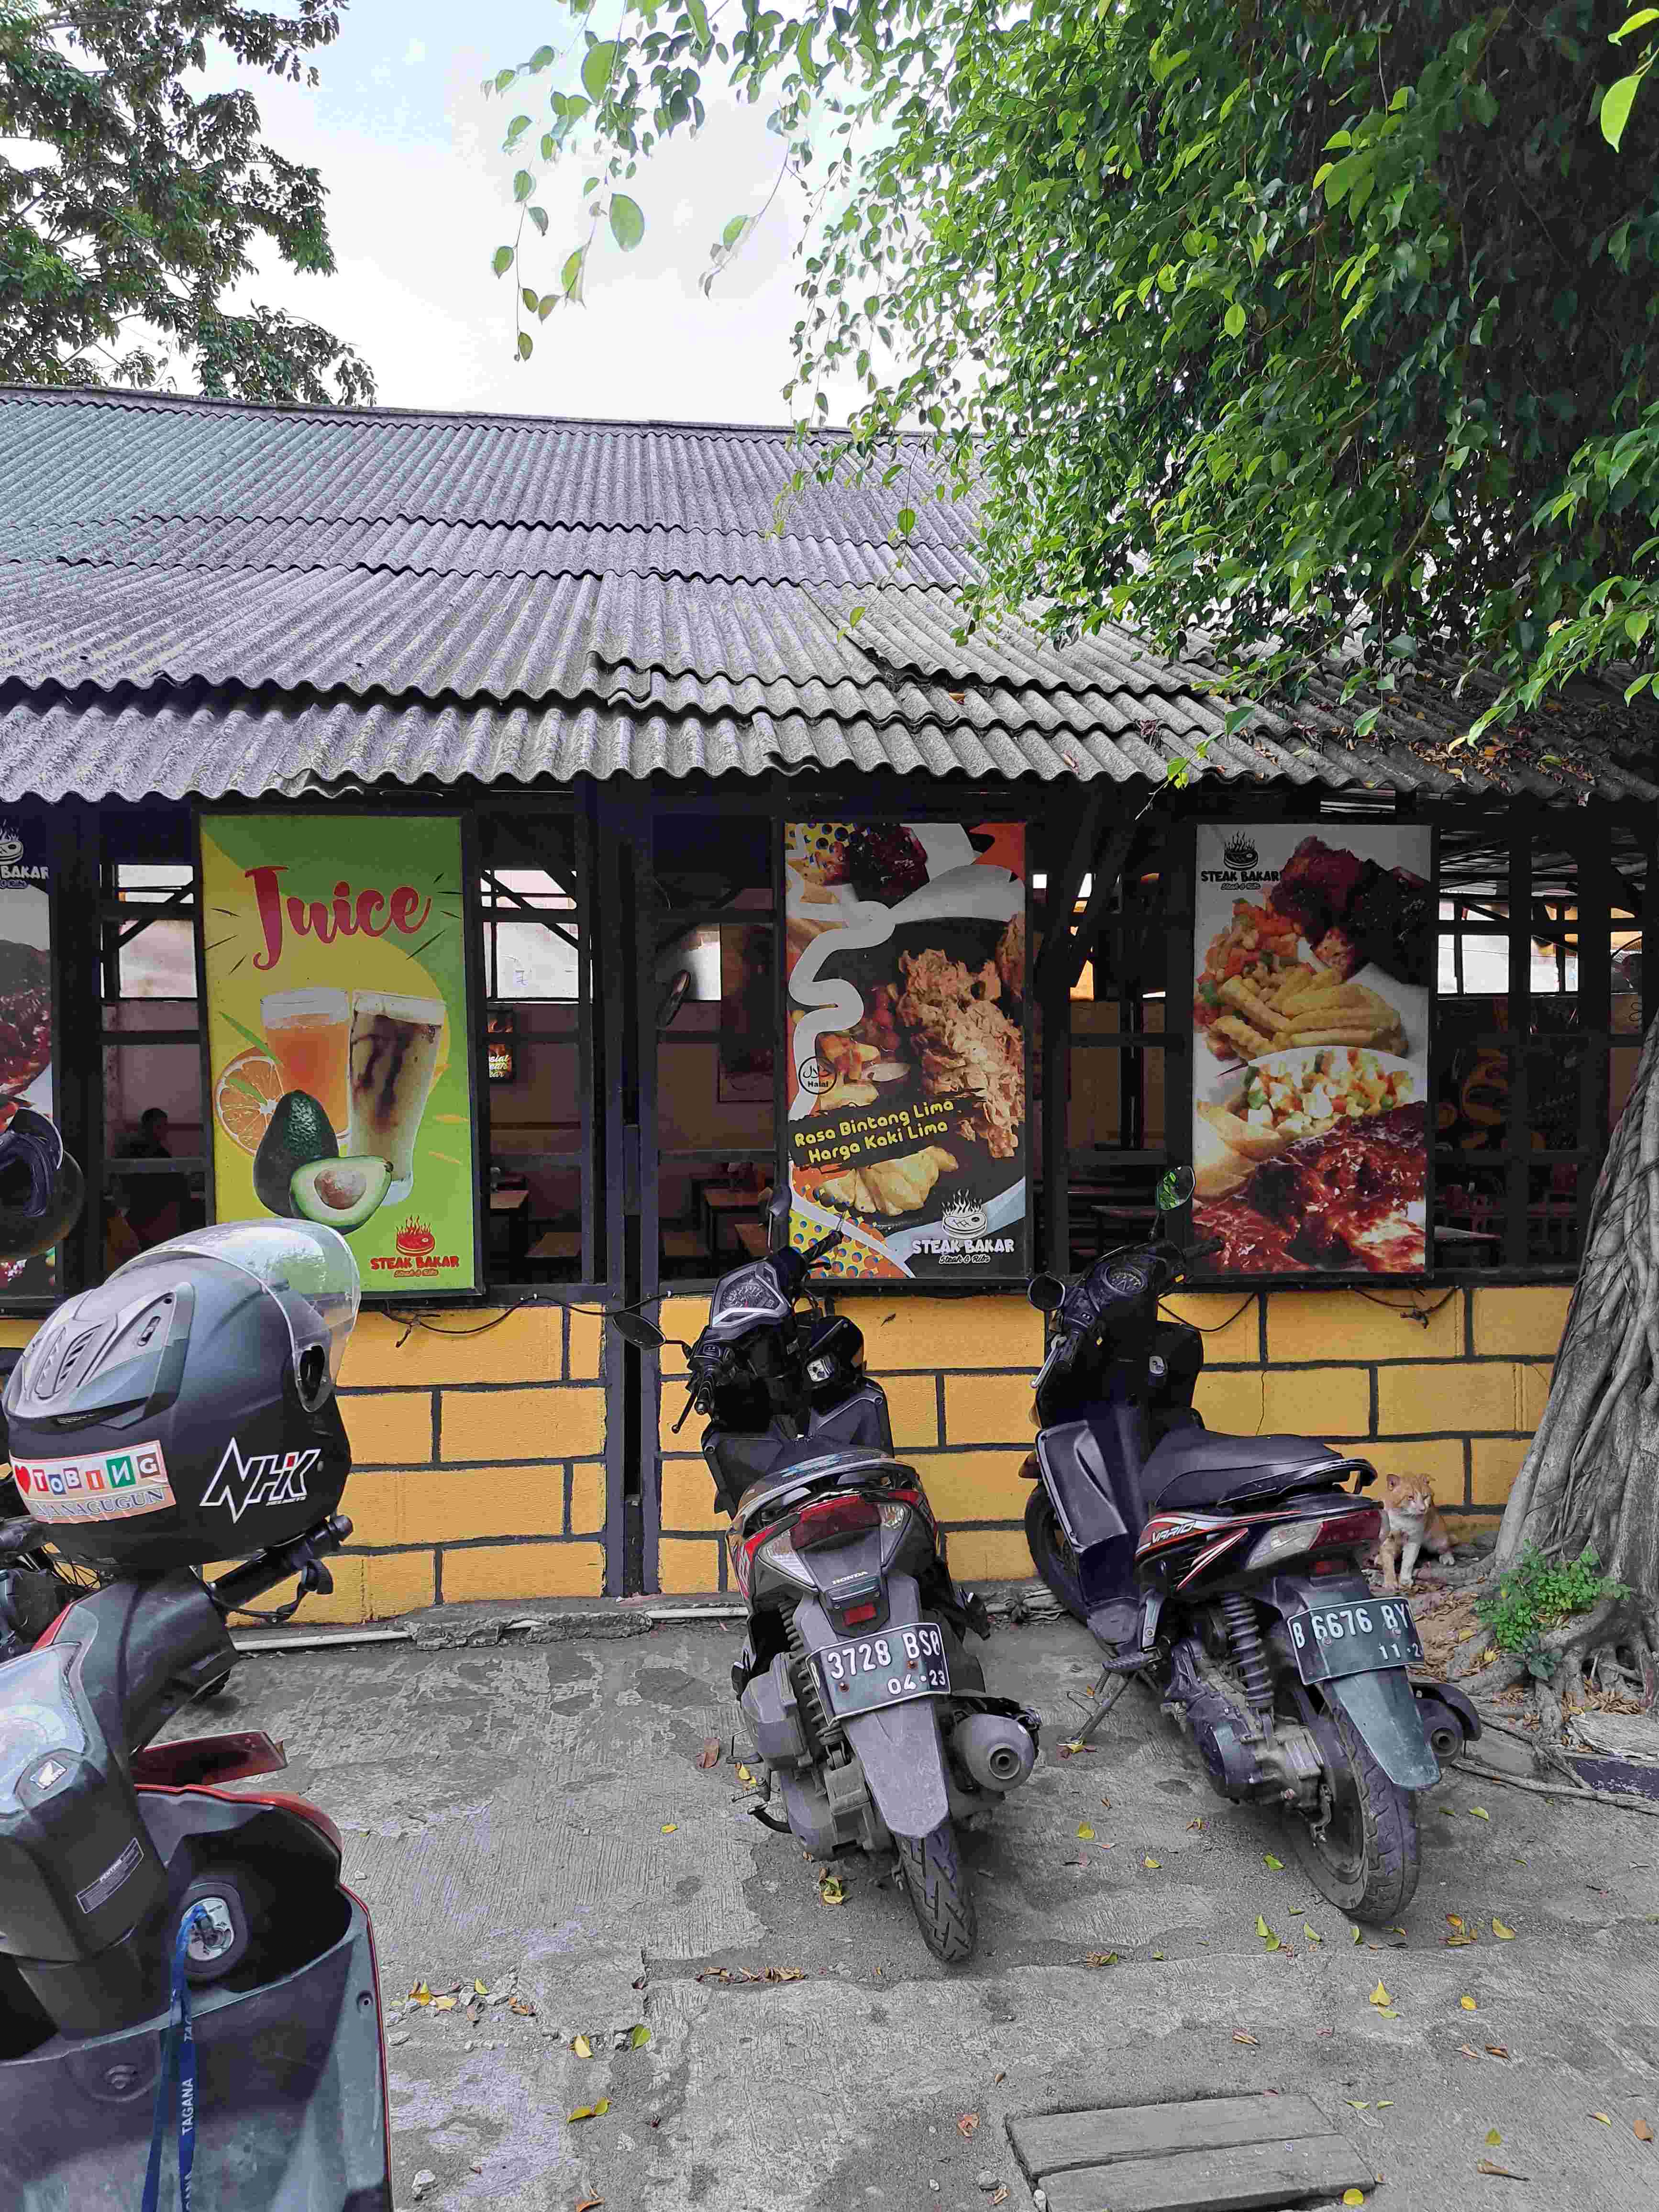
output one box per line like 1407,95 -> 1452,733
1493,1012 -> 1659,1673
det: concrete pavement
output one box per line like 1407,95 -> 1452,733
194,1613 -> 1659,2211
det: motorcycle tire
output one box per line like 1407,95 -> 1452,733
1288,1698 -> 1421,1923
1023,1489 -> 1087,1623
896,1819 -> 977,1964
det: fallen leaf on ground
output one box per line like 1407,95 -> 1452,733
630,2024 -> 651,2048
1187,1816 -> 1206,1831
1232,2030 -> 1258,2045
1634,2118 -> 1654,2142
957,2114 -> 979,2138
1592,2112 -> 1612,2125
1143,1856 -> 1161,1869
1343,2193 -> 1366,2206
1470,1806 -> 1491,1821
1351,1925 -> 1363,1945
1059,1740 -> 1095,1757
1485,2046 -> 1510,2060
1457,1626 -> 1477,1640
473,1979 -> 487,1997
1461,1996 -> 1479,2012
1492,1918 -> 1515,1940
1264,1853 -> 1284,1870
1151,1949 -> 1167,1960
510,1998 -> 537,2016
1084,1952 -> 1118,1968
431,1996 -> 457,2013
1344,2100 -> 1371,2112
1460,2044 -> 1482,2060
661,1824 -> 678,1835
1255,1916 -> 1280,1951
1485,2129 -> 1502,2146
1377,2101 -> 1393,2110
766,1967 -> 805,1982
576,2197 -> 604,2211
1077,1823 -> 1095,1840
567,2101 -> 610,2124
1448,1915 -> 1467,1933
819,1873 -> 846,1906
991,2190 -> 1009,2206
1369,1982 -> 1391,2007
1477,2160 -> 1527,2179
737,1765 -> 756,1786
697,1738 -> 721,1769
572,2034 -> 593,2059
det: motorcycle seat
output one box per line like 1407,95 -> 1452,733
1143,1428 -> 1371,1513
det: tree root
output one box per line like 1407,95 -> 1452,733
1452,1755 -> 1659,1818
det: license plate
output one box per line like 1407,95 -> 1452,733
817,1623 -> 950,1717
1287,1598 -> 1423,1683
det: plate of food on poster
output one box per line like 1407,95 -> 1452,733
783,820 -> 1029,1281
1191,828 -> 1433,1275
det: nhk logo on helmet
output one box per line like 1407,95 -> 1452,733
201,1436 -> 321,1524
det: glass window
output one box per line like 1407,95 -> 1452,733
101,855 -> 206,1268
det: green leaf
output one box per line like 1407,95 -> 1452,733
610,193 -> 645,252
723,214 -> 749,250
513,169 -> 534,203
688,0 -> 710,40
897,506 -> 917,535
493,68 -> 516,93
582,41 -> 620,103
522,286 -> 539,312
562,247 -> 586,300
1224,301 -> 1247,338
1612,10 -> 1659,44
528,204 -> 549,238
629,2023 -> 651,2047
528,44 -> 556,70
1602,71 -> 1644,150
517,331 -> 533,360
537,294 -> 555,321
492,245 -> 514,277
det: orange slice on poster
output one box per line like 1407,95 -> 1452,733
213,1046 -> 283,1154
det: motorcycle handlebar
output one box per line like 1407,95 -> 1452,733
206,1513 -> 353,1615
803,1228 -> 843,1266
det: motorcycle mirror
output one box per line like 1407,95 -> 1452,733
609,1310 -> 667,1352
1155,1165 -> 1196,1214
765,1188 -> 791,1252
1027,1273 -> 1066,1313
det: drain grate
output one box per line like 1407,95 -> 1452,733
1007,2091 -> 1374,2212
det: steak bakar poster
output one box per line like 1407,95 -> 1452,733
1191,825 -> 1433,1275
783,821 -> 1029,1282
200,814 -> 479,1293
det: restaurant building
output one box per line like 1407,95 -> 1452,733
0,384 -> 1654,1617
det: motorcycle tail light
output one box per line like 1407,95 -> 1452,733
789,1493 -> 883,1552
1245,1504 -> 1382,1571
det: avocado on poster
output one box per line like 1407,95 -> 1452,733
199,815 -> 478,1293
783,821 -> 1029,1282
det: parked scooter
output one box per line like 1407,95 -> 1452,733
1021,1170 -> 1478,1920
615,1200 -> 1040,1962
0,1221 -> 391,2210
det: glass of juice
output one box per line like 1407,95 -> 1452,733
262,987 -> 350,1135
348,992 -> 445,1201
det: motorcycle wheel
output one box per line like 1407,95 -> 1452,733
1288,1699 -> 1421,1923
1023,1490 -> 1087,1623
896,1820 -> 977,1964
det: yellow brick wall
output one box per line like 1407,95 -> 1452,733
652,1283 -> 1572,1589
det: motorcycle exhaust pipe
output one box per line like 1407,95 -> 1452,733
954,1712 -> 1037,1792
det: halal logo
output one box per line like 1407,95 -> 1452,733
797,1055 -> 833,1097
1222,833 -> 1259,869
0,824 -> 23,867
941,1193 -> 989,1240
201,1438 -> 321,1524
396,1219 -> 436,1255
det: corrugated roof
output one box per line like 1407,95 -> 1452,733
0,384 -> 1652,806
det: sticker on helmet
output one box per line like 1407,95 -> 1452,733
200,1437 -> 321,1524
12,1442 -> 176,1525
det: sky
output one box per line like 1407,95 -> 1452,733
209,1 -> 821,421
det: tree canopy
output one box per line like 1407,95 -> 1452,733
486,0 -> 1659,729
0,0 -> 372,404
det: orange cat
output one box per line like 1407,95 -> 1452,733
1376,1472 -> 1454,1591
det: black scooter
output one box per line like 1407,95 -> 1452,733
0,1517 -> 391,2210
617,1201 -> 1040,1962
1021,1169 -> 1478,1921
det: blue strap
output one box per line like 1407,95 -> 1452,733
141,1906 -> 211,2212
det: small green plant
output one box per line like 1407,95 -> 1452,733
1476,1545 -> 1630,1681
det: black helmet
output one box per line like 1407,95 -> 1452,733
0,1220 -> 360,1568
0,1107 -> 84,1259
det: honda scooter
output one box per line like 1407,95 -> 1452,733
1021,1169 -> 1478,1920
615,1201 -> 1040,1962
0,1220 -> 390,2209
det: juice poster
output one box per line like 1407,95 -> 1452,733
199,815 -> 478,1293
783,821 -> 1029,1282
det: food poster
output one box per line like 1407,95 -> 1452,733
0,815 -> 55,1296
783,821 -> 1029,1281
199,814 -> 479,1292
1191,825 -> 1433,1275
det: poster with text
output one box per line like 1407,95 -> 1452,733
0,815 -> 55,1298
200,814 -> 478,1293
784,821 -> 1028,1281
1192,824 -> 1433,1274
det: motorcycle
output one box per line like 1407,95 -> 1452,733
1020,1169 -> 1479,1921
0,1222 -> 391,2210
615,1201 -> 1040,1962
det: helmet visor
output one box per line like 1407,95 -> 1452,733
112,1220 -> 362,1384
